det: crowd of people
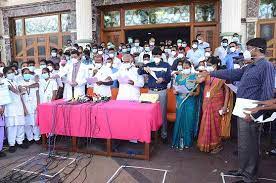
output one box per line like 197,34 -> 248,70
0,33 -> 275,183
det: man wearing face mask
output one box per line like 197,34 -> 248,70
49,48 -> 60,65
127,37 -> 134,47
168,46 -> 178,66
176,39 -> 183,48
186,40 -> 205,67
138,43 -> 152,63
182,41 -> 190,53
91,44 -> 98,58
149,37 -> 156,50
82,49 -> 93,65
214,38 -> 229,61
223,42 -> 240,70
58,50 -> 88,100
108,48 -> 121,69
107,54 -> 144,101
138,47 -> 171,143
196,34 -> 210,51
88,55 -> 113,98
131,38 -> 144,55
200,38 -> 275,183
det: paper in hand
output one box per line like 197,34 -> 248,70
118,75 -> 130,84
226,84 -> 238,94
232,98 -> 259,118
256,112 -> 276,123
86,77 -> 98,85
149,70 -> 158,81
174,85 -> 189,94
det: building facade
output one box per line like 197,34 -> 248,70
0,0 -> 275,64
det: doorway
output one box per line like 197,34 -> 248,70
125,27 -> 190,46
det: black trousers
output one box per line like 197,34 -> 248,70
237,117 -> 260,183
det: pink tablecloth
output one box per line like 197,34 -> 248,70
37,100 -> 162,143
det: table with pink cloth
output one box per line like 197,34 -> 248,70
37,100 -> 162,143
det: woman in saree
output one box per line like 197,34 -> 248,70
197,56 -> 231,153
172,61 -> 200,150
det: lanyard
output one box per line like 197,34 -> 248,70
44,80 -> 51,93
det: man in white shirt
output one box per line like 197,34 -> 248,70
130,38 -> 144,55
108,54 -> 144,101
138,43 -> 152,63
90,55 -> 113,98
196,34 -> 210,51
214,38 -> 229,61
59,50 -> 88,99
108,48 -> 121,69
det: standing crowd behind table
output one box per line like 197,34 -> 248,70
0,33 -> 275,182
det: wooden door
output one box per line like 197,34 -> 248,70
257,19 -> 276,59
194,26 -> 218,51
102,31 -> 123,46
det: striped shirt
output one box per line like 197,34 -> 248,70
210,58 -> 275,101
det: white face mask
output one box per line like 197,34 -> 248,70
6,73 -> 15,80
177,65 -> 183,71
230,47 -> 236,53
47,66 -> 53,72
206,66 -> 214,72
109,53 -> 114,58
232,37 -> 239,43
143,60 -> 150,65
145,47 -> 150,52
149,42 -> 155,46
197,66 -> 206,71
72,58 -> 79,64
182,69 -> 191,75
198,40 -> 203,44
234,64 -> 241,69
123,62 -> 131,69
98,51 -> 103,55
221,42 -> 228,47
177,43 -> 182,47
128,39 -> 133,44
154,57 -> 161,64
51,52 -> 57,57
28,66 -> 35,72
178,53 -> 184,58
40,65 -> 46,69
95,63 -> 102,69
134,43 -> 140,47
171,51 -> 177,56
182,43 -> 187,48
205,52 -> 211,58
243,50 -> 251,60
192,44 -> 198,49
92,49 -> 98,53
106,63 -> 112,68
164,49 -> 170,53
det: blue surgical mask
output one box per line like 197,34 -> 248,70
28,66 -> 35,72
145,47 -> 150,52
41,73 -> 49,80
23,73 -> 33,81
40,64 -> 46,69
122,49 -> 128,53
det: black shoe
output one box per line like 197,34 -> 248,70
0,151 -> 6,157
226,170 -> 243,177
161,138 -> 168,144
26,140 -> 34,146
18,143 -> 29,149
35,140 -> 42,145
9,146 -> 16,153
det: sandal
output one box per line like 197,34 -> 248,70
210,146 -> 223,154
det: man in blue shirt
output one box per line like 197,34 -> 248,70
200,38 -> 274,183
138,47 -> 171,143
223,42 -> 240,70
186,40 -> 205,67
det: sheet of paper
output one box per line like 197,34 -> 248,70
86,77 -> 98,85
149,70 -> 158,81
118,75 -> 130,84
225,84 -> 238,94
174,85 -> 189,94
232,98 -> 259,118
256,112 -> 276,123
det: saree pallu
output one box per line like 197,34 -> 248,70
172,74 -> 198,148
197,77 -> 225,152
220,90 -> 234,139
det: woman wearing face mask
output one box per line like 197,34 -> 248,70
19,68 -> 41,145
172,61 -> 200,149
39,68 -> 58,103
3,67 -> 28,153
197,56 -> 231,153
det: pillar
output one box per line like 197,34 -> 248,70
75,0 -> 93,46
221,0 -> 242,38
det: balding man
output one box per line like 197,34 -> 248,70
107,54 -> 144,101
